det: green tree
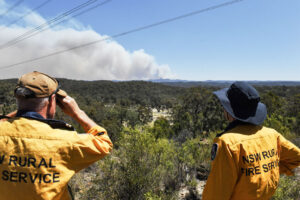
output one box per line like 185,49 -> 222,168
264,114 -> 294,139
272,175 -> 300,200
150,117 -> 174,139
172,87 -> 225,139
138,106 -> 153,124
287,93 -> 300,135
85,127 -> 180,200
261,91 -> 285,116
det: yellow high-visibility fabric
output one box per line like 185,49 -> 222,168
0,117 -> 113,200
202,124 -> 300,200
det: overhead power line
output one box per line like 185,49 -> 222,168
0,0 -> 112,48
0,0 -> 244,71
0,0 -> 101,50
0,0 -> 24,19
2,0 -> 53,29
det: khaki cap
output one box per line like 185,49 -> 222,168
16,71 -> 67,98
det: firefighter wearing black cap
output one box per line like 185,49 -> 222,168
202,81 -> 300,200
0,71 -> 113,200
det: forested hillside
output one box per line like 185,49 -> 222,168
1,79 -> 299,199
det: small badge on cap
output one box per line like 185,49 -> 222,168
211,143 -> 218,161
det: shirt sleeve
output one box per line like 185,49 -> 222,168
277,133 -> 300,176
202,138 -> 238,200
69,125 -> 113,172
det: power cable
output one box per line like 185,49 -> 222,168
0,0 -> 100,49
2,0 -> 53,29
0,0 -> 112,48
0,0 -> 244,70
0,0 -> 24,19
0,0 -> 98,49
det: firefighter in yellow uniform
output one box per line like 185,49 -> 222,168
202,81 -> 300,200
0,71 -> 113,200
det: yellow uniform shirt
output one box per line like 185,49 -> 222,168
202,122 -> 300,200
0,117 -> 113,200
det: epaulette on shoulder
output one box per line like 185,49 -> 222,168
13,112 -> 75,131
43,119 -> 75,131
0,115 -> 10,120
23,117 -> 75,131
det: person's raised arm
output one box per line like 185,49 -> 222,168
56,95 -> 97,132
57,95 -> 113,172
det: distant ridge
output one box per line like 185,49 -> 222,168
149,79 -> 193,83
149,79 -> 300,87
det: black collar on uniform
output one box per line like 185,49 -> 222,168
16,110 -> 75,131
216,120 -> 249,137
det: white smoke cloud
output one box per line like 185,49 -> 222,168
0,1 -> 174,80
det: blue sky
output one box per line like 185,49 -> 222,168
0,0 -> 299,80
